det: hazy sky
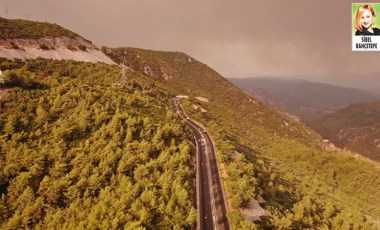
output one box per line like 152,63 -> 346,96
1,0 -> 380,90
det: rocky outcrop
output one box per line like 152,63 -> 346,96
195,96 -> 209,103
0,37 -> 115,65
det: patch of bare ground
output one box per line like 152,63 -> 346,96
239,193 -> 266,222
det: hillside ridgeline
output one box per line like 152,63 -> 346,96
0,17 -> 115,64
228,77 -> 378,125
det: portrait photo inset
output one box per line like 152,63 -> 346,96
354,4 -> 380,36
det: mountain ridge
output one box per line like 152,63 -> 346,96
0,17 -> 80,39
0,17 -> 115,65
228,77 -> 378,124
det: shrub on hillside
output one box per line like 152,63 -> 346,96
10,42 -> 19,49
78,44 -> 87,51
66,44 -> 77,50
2,69 -> 45,89
39,43 -> 49,50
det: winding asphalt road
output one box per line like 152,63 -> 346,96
173,97 -> 229,230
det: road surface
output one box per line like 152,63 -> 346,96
173,97 -> 229,230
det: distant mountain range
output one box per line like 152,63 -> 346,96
229,77 -> 380,162
228,77 -> 379,125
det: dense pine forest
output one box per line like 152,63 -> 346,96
0,59 -> 196,229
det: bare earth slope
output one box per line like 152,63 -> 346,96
0,17 -> 115,65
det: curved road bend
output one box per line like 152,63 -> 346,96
173,97 -> 229,230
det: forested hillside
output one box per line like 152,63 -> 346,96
105,47 -> 380,229
313,101 -> 380,162
0,59 -> 196,229
0,17 -> 79,39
